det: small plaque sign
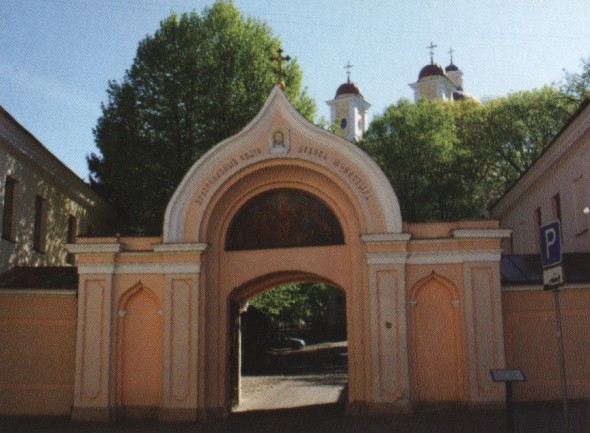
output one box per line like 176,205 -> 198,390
490,368 -> 527,383
543,265 -> 564,290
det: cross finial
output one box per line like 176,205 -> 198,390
448,47 -> 455,65
427,41 -> 437,64
272,47 -> 291,89
344,61 -> 353,83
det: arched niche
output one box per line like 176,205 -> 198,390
225,188 -> 345,251
115,283 -> 163,417
409,273 -> 465,403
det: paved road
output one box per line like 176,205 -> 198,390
236,341 -> 348,412
235,373 -> 348,412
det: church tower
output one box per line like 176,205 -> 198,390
326,63 -> 371,142
409,42 -> 456,102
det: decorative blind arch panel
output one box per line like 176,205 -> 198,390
226,188 -> 345,251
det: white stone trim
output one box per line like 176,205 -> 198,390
361,233 -> 412,243
452,229 -> 512,239
153,243 -> 208,253
66,243 -> 122,254
407,249 -> 503,265
77,262 -> 201,275
0,289 -> 76,296
366,252 -> 408,265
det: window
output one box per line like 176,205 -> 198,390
66,215 -> 77,264
572,176 -> 588,234
551,193 -> 561,221
33,195 -> 46,253
2,176 -> 17,241
534,207 -> 542,253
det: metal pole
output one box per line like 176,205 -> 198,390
506,381 -> 514,433
554,288 -> 569,432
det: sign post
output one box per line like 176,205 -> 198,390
539,221 -> 569,432
490,369 -> 527,433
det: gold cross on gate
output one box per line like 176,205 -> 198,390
272,48 -> 291,89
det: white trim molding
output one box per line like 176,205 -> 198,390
407,249 -> 503,265
66,243 -> 122,254
452,229 -> 512,239
77,262 -> 202,275
153,243 -> 208,253
361,233 -> 412,244
366,252 -> 408,265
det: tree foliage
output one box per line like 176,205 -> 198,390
478,87 -> 577,200
361,85 -> 580,222
89,1 -> 316,234
249,283 -> 340,330
558,56 -> 590,103
361,98 -> 489,221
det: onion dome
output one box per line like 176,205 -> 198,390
445,63 -> 459,72
418,63 -> 446,80
335,80 -> 363,98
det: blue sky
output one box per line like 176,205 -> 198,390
1,0 -> 589,180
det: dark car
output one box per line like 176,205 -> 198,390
265,332 -> 305,350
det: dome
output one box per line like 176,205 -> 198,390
418,63 -> 446,80
445,63 -> 459,72
335,81 -> 363,98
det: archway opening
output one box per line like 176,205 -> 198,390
230,280 -> 348,412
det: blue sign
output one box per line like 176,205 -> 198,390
540,220 -> 562,269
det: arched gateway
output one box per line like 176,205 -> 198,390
69,86 -> 510,422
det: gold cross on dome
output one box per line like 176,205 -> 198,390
427,41 -> 437,64
344,61 -> 353,82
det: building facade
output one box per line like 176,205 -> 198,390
61,86 -> 509,421
491,97 -> 590,255
491,96 -> 590,401
0,106 -> 116,272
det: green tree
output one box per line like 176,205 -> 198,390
558,56 -> 590,103
249,283 -> 339,330
89,1 -> 316,234
361,87 -> 579,221
479,87 -> 578,199
360,98 -> 487,221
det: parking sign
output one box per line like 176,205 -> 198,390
540,220 -> 562,269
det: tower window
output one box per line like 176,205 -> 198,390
340,118 -> 347,129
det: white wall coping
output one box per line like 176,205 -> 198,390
361,233 -> 412,243
452,229 -> 512,239
153,243 -> 208,253
66,243 -> 122,254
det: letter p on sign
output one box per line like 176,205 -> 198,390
540,221 -> 562,269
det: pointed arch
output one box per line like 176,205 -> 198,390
409,272 -> 460,304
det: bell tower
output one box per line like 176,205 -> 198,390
326,62 -> 371,142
